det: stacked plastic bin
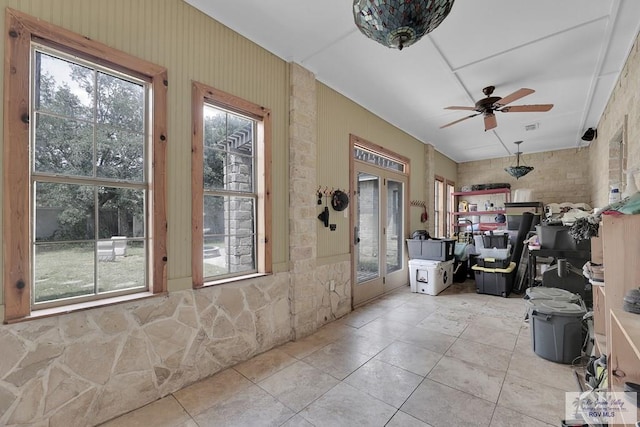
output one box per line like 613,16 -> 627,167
406,238 -> 455,295
472,232 -> 514,297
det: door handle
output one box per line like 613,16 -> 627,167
354,227 -> 360,245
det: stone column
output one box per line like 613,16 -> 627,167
289,63 -> 318,339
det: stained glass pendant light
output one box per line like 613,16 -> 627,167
353,0 -> 456,50
505,141 -> 534,179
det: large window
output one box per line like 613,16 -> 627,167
3,9 -> 167,321
192,82 -> 271,286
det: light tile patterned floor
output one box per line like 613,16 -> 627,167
101,280 -> 581,427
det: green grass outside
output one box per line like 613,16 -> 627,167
34,243 -> 145,303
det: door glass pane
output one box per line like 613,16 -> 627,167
356,172 -> 379,284
386,180 -> 403,274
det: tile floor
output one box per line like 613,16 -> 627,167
101,280 -> 583,427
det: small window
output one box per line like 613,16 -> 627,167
434,176 -> 444,237
192,82 -> 271,286
446,181 -> 455,237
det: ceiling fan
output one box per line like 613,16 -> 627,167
440,86 -> 554,131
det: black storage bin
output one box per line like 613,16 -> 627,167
472,262 -> 515,297
482,233 -> 509,249
476,257 -> 510,269
535,225 -> 591,251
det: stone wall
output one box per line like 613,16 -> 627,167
288,63 -> 352,338
457,147 -> 591,205
590,31 -> 640,208
315,261 -> 352,325
0,275 -> 291,426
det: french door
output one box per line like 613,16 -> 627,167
352,150 -> 408,306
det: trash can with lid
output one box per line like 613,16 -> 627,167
525,287 -> 582,304
527,299 -> 586,364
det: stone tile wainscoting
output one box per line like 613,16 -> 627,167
0,276 -> 294,426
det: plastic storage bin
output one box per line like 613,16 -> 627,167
527,299 -> 587,364
472,262 -> 516,297
535,225 -> 590,251
477,246 -> 511,259
408,259 -> 454,295
406,238 -> 455,261
482,233 -> 509,249
475,257 -> 510,269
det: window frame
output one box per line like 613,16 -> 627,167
3,9 -> 168,322
191,81 -> 271,287
434,175 -> 444,237
446,180 -> 455,238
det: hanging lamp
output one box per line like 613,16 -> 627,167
353,0 -> 456,50
505,141 -> 534,179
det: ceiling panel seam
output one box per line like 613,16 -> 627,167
450,15 -> 610,73
576,0 -> 620,148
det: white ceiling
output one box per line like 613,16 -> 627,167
184,0 -> 640,162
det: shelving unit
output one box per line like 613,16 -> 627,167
452,187 -> 511,232
593,214 -> 640,426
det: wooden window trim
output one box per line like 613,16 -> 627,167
3,9 -> 167,322
433,175 -> 447,237
445,180 -> 455,237
191,81 -> 272,288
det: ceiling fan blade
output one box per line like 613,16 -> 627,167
500,104 -> 554,113
484,114 -> 497,131
444,106 -> 477,111
440,113 -> 480,129
494,88 -> 535,107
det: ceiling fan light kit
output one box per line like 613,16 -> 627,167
353,0 -> 455,50
505,141 -> 534,179
441,86 -> 554,131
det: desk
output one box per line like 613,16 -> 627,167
528,248 -> 591,288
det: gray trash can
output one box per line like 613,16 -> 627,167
527,299 -> 586,364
